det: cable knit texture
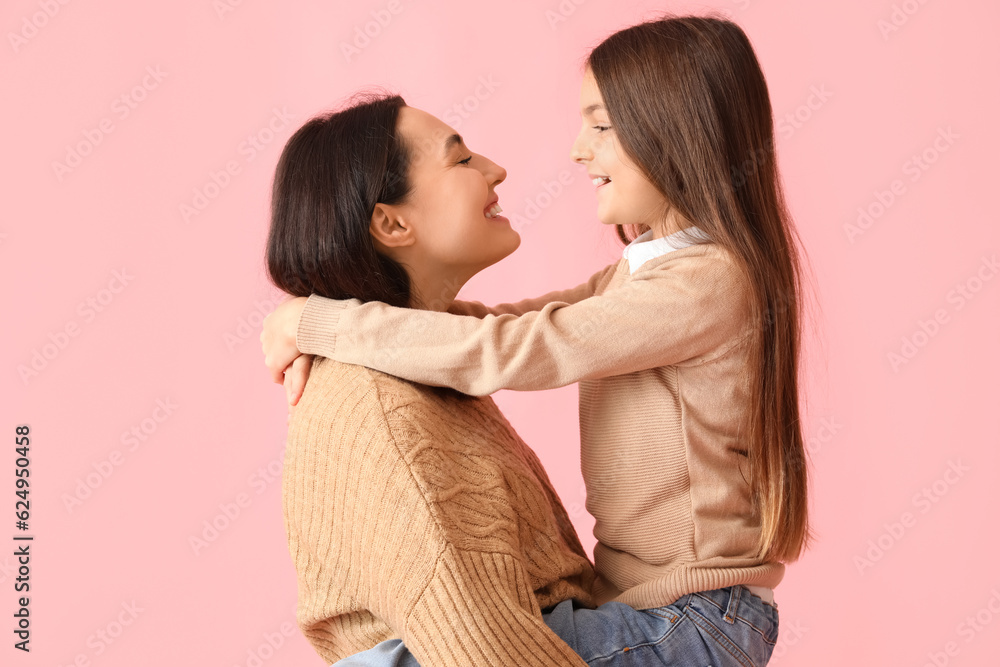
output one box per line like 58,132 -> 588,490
283,357 -> 595,666
295,242 -> 786,610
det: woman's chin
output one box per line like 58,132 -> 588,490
476,232 -> 521,274
501,229 -> 522,258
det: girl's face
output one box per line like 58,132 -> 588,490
571,68 -> 670,233
390,106 -> 520,279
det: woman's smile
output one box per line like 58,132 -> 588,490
484,195 -> 506,220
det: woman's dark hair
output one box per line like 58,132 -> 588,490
587,15 -> 812,562
266,92 -> 412,307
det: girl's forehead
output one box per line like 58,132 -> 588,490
579,70 -> 606,114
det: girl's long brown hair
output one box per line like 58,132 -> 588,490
588,14 -> 812,562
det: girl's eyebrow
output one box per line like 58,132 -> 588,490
582,103 -> 605,116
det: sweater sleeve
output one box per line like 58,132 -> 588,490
445,261 -> 619,318
295,247 -> 752,396
286,371 -> 442,661
405,547 -> 588,667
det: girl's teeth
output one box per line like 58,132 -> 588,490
593,177 -> 610,186
485,204 -> 504,218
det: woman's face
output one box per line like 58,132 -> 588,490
571,68 -> 669,232
390,106 -> 520,279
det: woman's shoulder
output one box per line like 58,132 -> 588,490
303,356 -> 413,404
289,358 -> 437,467
302,357 -> 481,419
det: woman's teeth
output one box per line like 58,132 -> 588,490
593,177 -> 611,186
485,204 -> 504,218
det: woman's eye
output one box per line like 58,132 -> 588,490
458,156 -> 473,165
593,125 -> 611,133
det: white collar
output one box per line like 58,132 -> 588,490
622,225 -> 711,274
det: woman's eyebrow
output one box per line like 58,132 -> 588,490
442,133 -> 464,157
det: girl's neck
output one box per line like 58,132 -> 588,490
647,207 -> 693,240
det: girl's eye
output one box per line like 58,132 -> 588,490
593,125 -> 611,133
458,156 -> 473,165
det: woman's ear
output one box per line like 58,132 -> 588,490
369,203 -> 416,253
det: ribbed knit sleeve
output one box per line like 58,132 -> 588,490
295,244 -> 752,396
445,262 -> 619,318
405,548 -> 588,666
284,361 -> 440,662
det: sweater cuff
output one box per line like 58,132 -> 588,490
296,294 -> 354,359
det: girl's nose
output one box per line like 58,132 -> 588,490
570,132 -> 591,164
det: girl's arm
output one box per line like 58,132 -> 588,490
297,246 -> 752,396
446,261 -> 619,318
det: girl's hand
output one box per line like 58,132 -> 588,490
261,296 -> 308,383
284,353 -> 313,416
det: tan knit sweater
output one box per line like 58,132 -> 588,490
296,241 -> 786,610
283,357 -> 595,666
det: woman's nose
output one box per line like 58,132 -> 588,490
483,156 -> 506,186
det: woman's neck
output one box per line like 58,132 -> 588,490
407,271 -> 469,312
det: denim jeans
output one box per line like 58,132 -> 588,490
332,585 -> 779,666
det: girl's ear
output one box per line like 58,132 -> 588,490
369,203 -> 416,252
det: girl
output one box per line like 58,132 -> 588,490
264,14 -> 811,666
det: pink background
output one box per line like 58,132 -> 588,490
4,0 -> 998,665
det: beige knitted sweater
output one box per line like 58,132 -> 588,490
283,357 -> 596,666
295,241 -> 786,611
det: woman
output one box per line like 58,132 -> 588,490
266,93 -> 597,666
265,14 -> 801,667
